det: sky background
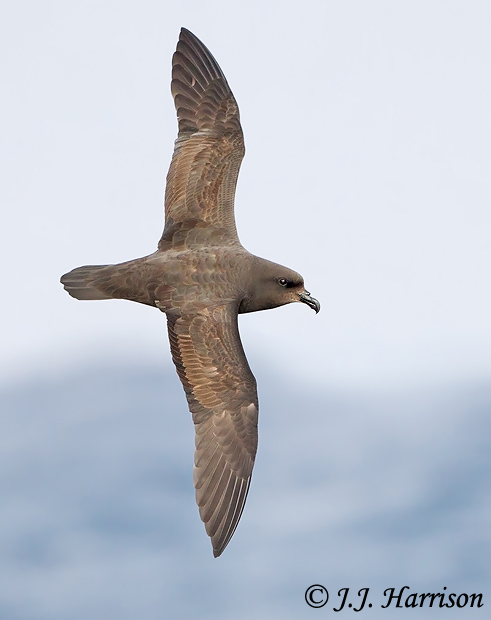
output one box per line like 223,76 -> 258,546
1,1 -> 490,617
1,0 -> 491,390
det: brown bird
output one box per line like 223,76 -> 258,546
61,28 -> 320,557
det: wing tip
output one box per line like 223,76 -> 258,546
208,475 -> 252,558
177,27 -> 205,53
179,26 -> 193,38
179,27 -> 203,46
174,27 -> 225,81
212,546 -> 222,558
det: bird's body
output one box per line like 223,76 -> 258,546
61,28 -> 319,557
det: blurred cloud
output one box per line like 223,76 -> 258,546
0,364 -> 489,618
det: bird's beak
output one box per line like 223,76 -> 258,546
298,290 -> 320,313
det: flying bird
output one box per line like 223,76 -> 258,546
61,28 -> 320,557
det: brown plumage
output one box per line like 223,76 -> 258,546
61,28 -> 320,557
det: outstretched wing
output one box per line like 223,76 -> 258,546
159,28 -> 245,249
166,304 -> 258,557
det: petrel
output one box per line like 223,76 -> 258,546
61,28 -> 320,557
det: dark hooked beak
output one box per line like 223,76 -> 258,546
298,290 -> 321,314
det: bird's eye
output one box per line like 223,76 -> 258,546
278,278 -> 288,286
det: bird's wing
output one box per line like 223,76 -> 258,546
166,303 -> 258,557
159,28 -> 245,249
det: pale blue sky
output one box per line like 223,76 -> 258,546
1,0 -> 491,389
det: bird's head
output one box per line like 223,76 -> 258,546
239,258 -> 320,314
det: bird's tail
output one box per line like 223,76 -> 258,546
60,265 -> 116,300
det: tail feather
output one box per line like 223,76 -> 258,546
60,265 -> 115,300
